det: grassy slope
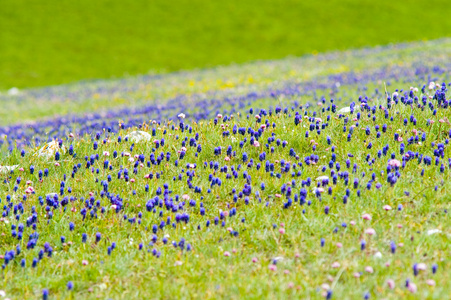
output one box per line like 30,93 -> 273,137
1,38 -> 450,126
0,83 -> 450,299
1,0 -> 450,89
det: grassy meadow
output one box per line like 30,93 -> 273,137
1,0 -> 451,89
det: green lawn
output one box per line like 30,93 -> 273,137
1,0 -> 450,89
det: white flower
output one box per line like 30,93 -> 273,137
178,113 -> 186,119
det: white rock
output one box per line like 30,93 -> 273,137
337,105 -> 360,114
427,229 -> 442,235
125,131 -> 151,143
0,165 -> 19,174
337,107 -> 351,114
7,87 -> 20,96
316,176 -> 329,182
37,140 -> 66,158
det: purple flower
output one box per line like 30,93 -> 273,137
42,289 -> 49,300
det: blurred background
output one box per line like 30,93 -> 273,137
1,0 -> 450,90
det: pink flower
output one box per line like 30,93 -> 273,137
55,162 -> 60,167
417,263 -> 427,271
25,186 -> 34,194
426,279 -> 436,286
287,282 -> 294,289
387,279 -> 395,289
365,266 -> 374,273
223,251 -> 231,257
227,227 -> 233,232
362,213 -> 372,220
69,133 -> 74,138
383,205 -> 392,211
397,224 -> 403,228
130,178 -> 135,183
232,248 -> 237,253
331,262 -> 340,268
254,114 -> 260,119
353,272 -> 361,278
350,220 -> 356,226
284,270 -> 290,274
182,194 -> 190,200
82,260 -> 88,265
408,282 -> 417,293
268,264 -> 277,271
103,151 -> 110,156
365,228 -> 376,236
253,141 -> 260,147
279,228 -> 285,235
252,257 -> 258,263
336,243 -> 343,248
315,187 -> 324,193
224,156 -> 230,161
388,159 -> 401,167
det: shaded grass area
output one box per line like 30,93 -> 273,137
1,0 -> 450,89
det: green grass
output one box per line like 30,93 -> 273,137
1,0 -> 450,89
0,78 -> 450,298
1,38 -> 450,127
